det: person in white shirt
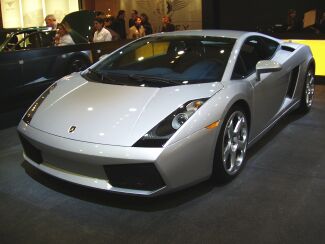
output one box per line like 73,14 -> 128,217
54,23 -> 75,46
93,18 -> 112,42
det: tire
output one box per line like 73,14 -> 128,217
69,57 -> 90,73
213,106 -> 249,182
298,66 -> 315,113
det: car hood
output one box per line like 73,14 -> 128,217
30,73 -> 223,146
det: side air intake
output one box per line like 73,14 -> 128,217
281,45 -> 295,52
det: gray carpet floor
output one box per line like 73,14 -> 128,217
1,84 -> 325,244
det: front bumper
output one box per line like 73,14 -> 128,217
18,121 -> 217,196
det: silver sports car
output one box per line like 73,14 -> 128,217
18,30 -> 315,196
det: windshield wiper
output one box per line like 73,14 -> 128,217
128,74 -> 179,85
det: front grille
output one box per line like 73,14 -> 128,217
104,163 -> 165,191
18,133 -> 43,164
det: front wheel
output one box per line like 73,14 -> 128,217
213,107 -> 249,182
298,67 -> 315,113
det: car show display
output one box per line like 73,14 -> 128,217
17,30 -> 315,196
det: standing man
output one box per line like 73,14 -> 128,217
112,10 -> 127,39
45,14 -> 57,29
129,10 -> 138,28
161,16 -> 175,32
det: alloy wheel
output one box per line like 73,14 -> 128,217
305,69 -> 315,108
222,111 -> 248,175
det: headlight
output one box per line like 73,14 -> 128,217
22,83 -> 57,124
133,98 -> 208,147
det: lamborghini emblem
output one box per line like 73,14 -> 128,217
69,126 -> 76,133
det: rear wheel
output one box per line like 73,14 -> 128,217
298,67 -> 315,112
213,107 -> 249,182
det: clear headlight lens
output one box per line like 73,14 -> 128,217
133,98 -> 208,147
22,83 -> 57,124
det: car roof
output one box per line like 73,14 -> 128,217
152,30 -> 248,39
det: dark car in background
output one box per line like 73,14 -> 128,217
0,27 -> 54,51
0,10 -> 128,113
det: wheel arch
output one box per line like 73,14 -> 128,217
224,99 -> 251,132
308,58 -> 315,72
212,98 -> 251,182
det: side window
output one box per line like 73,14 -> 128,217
5,33 -> 24,51
232,37 -> 261,79
26,33 -> 41,48
231,36 -> 279,79
14,32 -> 41,50
259,36 -> 279,60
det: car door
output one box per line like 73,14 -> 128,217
232,36 -> 289,138
15,31 -> 57,104
20,32 -> 57,81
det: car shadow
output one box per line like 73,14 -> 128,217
20,109 -> 307,211
245,110 -> 307,160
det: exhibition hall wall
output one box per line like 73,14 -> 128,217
0,0 -> 79,28
218,0 -> 325,31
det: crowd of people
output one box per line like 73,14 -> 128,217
45,10 -> 176,46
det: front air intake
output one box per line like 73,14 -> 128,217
18,133 -> 43,164
104,163 -> 165,191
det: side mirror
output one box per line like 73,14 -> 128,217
256,60 -> 282,81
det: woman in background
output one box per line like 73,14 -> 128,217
54,23 -> 75,46
127,17 -> 145,39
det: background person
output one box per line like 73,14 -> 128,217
140,13 -> 153,35
45,14 -> 57,29
93,18 -> 112,42
112,10 -> 126,39
54,23 -> 75,46
127,17 -> 145,39
104,17 -> 120,41
161,16 -> 175,32
286,9 -> 302,32
319,12 -> 325,33
129,10 -> 138,28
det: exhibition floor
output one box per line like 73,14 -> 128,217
1,83 -> 325,244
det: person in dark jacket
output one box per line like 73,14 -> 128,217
319,12 -> 325,34
112,10 -> 126,39
104,16 -> 120,41
129,10 -> 138,28
286,9 -> 302,32
140,13 -> 153,35
161,16 -> 175,32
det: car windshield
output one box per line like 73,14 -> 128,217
83,35 -> 236,87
